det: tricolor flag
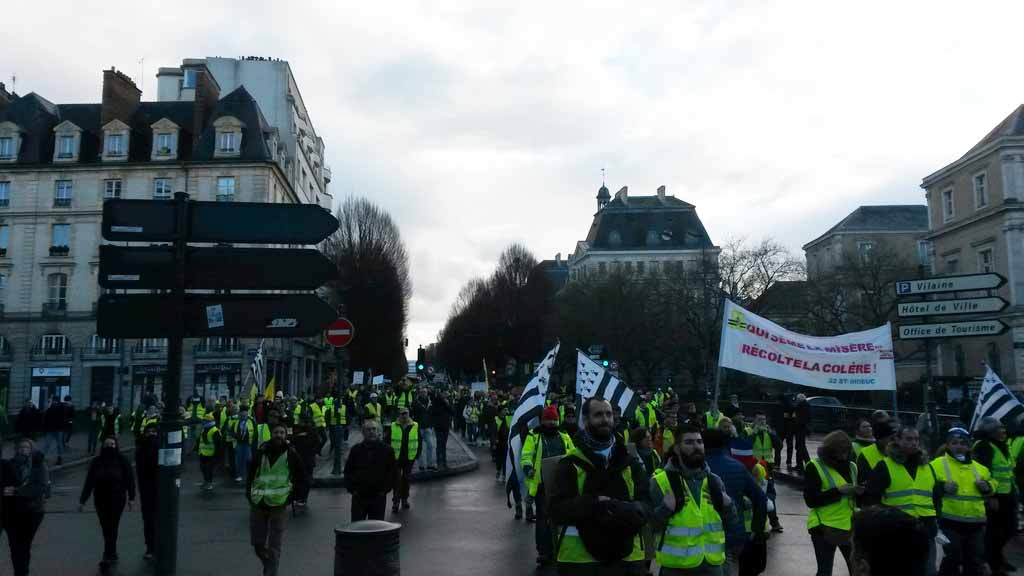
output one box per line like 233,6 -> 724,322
576,350 -> 639,426
970,366 -> 1024,432
505,343 -> 560,502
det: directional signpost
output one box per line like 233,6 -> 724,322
98,194 -> 339,575
894,273 -> 1005,296
897,319 -> 1008,339
897,296 -> 1008,318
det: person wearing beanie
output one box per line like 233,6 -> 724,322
855,421 -> 895,493
972,416 -> 1017,576
931,427 -> 993,576
520,404 -> 574,566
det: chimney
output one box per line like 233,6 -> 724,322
0,82 -> 12,106
657,185 -> 666,202
615,186 -> 628,206
555,253 -> 561,264
100,67 -> 141,126
187,65 -> 220,146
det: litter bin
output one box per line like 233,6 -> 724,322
335,520 -> 402,576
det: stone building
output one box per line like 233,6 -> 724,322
0,64 -> 333,415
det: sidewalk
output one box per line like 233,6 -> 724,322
3,427 -> 136,474
312,427 -> 478,488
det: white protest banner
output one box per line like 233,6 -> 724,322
719,299 -> 896,391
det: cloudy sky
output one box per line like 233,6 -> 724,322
6,0 -> 1024,357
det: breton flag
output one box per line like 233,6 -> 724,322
505,343 -> 560,503
970,366 -> 1024,432
250,339 -> 266,398
576,350 -> 640,426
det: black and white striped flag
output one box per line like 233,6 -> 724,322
250,339 -> 266,396
505,343 -> 560,501
970,366 -> 1024,432
576,350 -> 639,426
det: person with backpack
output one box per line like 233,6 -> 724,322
647,422 -> 736,575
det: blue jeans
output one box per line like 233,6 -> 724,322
235,443 -> 253,480
418,428 -> 437,469
43,431 -> 64,461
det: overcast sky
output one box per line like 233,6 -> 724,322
6,1 -> 1024,358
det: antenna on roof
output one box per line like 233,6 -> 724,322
137,58 -> 144,96
10,74 -> 15,94
601,167 -> 606,186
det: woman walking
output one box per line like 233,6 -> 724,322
2,438 -> 49,576
79,436 -> 135,571
804,430 -> 862,576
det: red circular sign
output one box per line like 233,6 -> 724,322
326,318 -> 355,348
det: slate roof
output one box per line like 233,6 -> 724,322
752,280 -> 808,316
537,259 -> 569,291
804,205 -> 927,249
584,194 -> 713,251
961,104 -> 1024,159
0,86 -> 273,165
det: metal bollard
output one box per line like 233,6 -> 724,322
335,519 -> 402,576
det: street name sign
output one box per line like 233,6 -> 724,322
897,319 -> 1008,339
102,199 -> 339,244
896,297 -> 1008,318
326,317 -> 355,348
894,273 -> 1005,296
99,245 -> 337,290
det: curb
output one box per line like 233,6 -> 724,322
312,432 -> 479,489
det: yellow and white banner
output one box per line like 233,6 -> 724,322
719,300 -> 896,391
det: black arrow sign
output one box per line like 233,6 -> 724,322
99,245 -> 338,290
102,199 -> 339,244
97,294 -> 338,338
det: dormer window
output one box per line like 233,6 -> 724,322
101,119 -> 131,162
52,120 -> 82,162
150,118 -> 180,161
0,138 -> 12,159
0,121 -> 21,163
213,116 -> 244,158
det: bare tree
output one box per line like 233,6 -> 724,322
719,237 -> 804,309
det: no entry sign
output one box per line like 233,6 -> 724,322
326,318 -> 355,348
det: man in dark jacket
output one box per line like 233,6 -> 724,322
41,397 -> 66,465
549,398 -> 647,576
412,389 -> 436,471
793,393 -> 811,472
14,400 -> 40,440
705,427 -> 767,576
135,422 -> 160,561
344,420 -> 396,521
431,391 -> 452,469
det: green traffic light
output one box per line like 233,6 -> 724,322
602,360 -> 609,367
417,364 -> 425,370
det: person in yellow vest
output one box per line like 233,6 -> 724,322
224,404 -> 240,480
750,411 -> 784,534
655,414 -> 677,459
548,398 -> 648,575
383,389 -> 397,423
520,405 -> 574,565
231,405 -> 257,484
634,396 -> 658,432
704,407 -> 724,431
647,422 -> 735,576
324,394 -> 348,476
852,419 -> 875,460
803,430 -> 861,576
971,416 -> 1017,576
395,381 -> 415,413
385,407 -> 420,513
365,393 -> 383,422
931,427 -> 994,576
863,425 -> 940,576
247,423 -> 306,576
612,405 -> 631,447
196,414 -> 221,491
854,421 -> 896,492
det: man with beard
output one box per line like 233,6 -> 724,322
549,398 -> 648,575
521,406 -> 575,565
864,426 -> 940,576
648,423 -> 735,575
135,422 -> 159,561
971,417 -> 1017,576
247,424 -> 306,576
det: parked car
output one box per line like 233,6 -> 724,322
806,396 -> 848,433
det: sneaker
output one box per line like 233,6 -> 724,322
515,504 -> 523,520
525,506 -> 536,522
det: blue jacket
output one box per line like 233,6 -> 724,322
706,448 -> 767,548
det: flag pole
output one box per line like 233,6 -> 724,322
712,300 -> 731,414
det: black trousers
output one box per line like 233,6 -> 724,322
351,493 -> 387,522
140,487 -> 157,553
395,461 -> 414,501
435,428 -> 449,467
938,519 -> 985,576
535,486 -> 553,558
6,510 -> 43,576
96,498 -> 126,560
794,429 -> 810,469
985,493 -> 1017,572
809,527 -> 851,576
200,455 -> 216,484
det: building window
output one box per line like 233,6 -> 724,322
978,247 -> 994,273
0,225 -> 8,257
858,242 -> 875,263
40,333 -> 68,354
157,133 -> 174,154
974,172 -> 988,209
0,181 -> 8,207
50,224 -> 70,255
54,180 -> 72,207
942,188 -> 954,222
58,135 -> 75,158
216,177 -> 236,201
946,258 -> 959,274
46,274 -> 68,307
917,240 -> 932,268
106,133 -> 125,157
104,179 -> 122,200
141,338 -> 168,351
219,132 -> 236,153
89,335 -> 120,353
0,137 -> 13,159
154,178 -> 172,200
183,69 -> 197,89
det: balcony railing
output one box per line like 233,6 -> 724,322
216,194 -> 235,203
81,344 -> 120,359
42,302 -> 67,319
30,344 -> 72,361
194,342 -> 243,357
53,197 -> 71,208
133,341 -> 168,357
49,245 -> 70,257
0,198 -> 8,207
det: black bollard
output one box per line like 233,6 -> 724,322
335,520 -> 402,576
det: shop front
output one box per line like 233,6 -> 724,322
30,367 -> 71,408
194,363 -> 242,401
131,364 -> 166,408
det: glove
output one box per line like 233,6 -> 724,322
524,466 -> 535,479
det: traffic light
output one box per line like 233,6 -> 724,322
416,347 -> 426,376
602,359 -> 610,368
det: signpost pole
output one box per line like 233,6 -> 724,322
156,192 -> 188,575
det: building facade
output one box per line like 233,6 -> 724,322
0,64 -> 334,416
922,104 -> 1024,388
568,184 -> 720,281
803,205 -> 929,280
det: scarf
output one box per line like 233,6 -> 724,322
578,427 -> 615,467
